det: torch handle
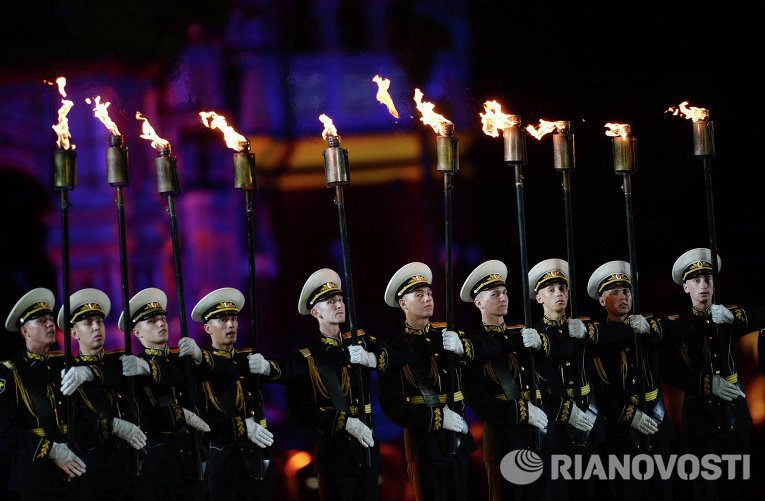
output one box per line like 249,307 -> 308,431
561,171 -> 578,319
59,189 -> 74,448
334,186 -> 372,468
243,191 -> 265,479
442,173 -> 457,455
703,159 -> 722,302
166,195 -> 204,480
115,186 -> 142,476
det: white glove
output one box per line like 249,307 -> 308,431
628,314 -> 650,334
345,417 -> 375,447
183,408 -> 211,432
178,337 -> 203,364
568,403 -> 594,431
527,402 -> 548,430
120,355 -> 150,376
245,417 -> 274,448
630,409 -> 659,435
522,328 -> 542,350
60,366 -> 94,396
348,345 -> 377,368
442,405 -> 468,434
49,442 -> 86,478
112,417 -> 147,449
247,353 -> 271,375
712,374 -> 741,401
441,329 -> 464,356
711,304 -> 734,324
567,318 -> 586,339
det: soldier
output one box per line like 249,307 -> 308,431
669,248 -> 765,501
249,268 -> 379,500
118,288 -> 209,501
0,288 -> 86,499
459,260 -> 548,501
586,261 -> 672,501
181,287 -> 274,500
376,262 -> 480,501
56,288 -> 146,500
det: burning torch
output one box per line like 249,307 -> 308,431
414,89 -> 459,454
199,110 -> 265,478
86,95 -> 141,474
318,113 -> 372,468
480,100 -> 542,448
605,122 -> 650,450
135,112 -> 203,479
49,76 -> 76,446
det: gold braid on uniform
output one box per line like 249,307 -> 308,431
559,399 -> 572,423
587,322 -> 598,343
484,363 -> 500,385
518,400 -> 528,424
702,374 -> 712,396
622,395 -> 639,422
335,411 -> 347,433
2,361 -> 38,419
592,356 -> 609,384
620,351 -> 628,383
300,349 -> 329,400
430,356 -> 441,389
34,438 -> 51,461
540,333 -> 550,356
203,382 -> 223,412
234,380 -> 245,411
430,407 -> 443,431
680,342 -> 693,370
377,349 -> 388,372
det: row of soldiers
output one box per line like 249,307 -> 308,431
1,247 -> 763,500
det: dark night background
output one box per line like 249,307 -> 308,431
1,1 -> 764,499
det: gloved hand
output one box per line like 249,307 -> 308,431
247,353 -> 271,375
49,442 -> 86,478
112,417 -> 147,449
568,403 -> 594,431
567,318 -> 586,339
527,402 -> 548,430
345,417 -> 375,447
712,374 -> 741,401
630,410 -> 659,435
120,355 -> 150,376
442,329 -> 464,356
521,328 -> 542,350
245,417 -> 274,448
442,405 -> 468,434
183,408 -> 211,432
178,337 -> 203,364
711,304 -> 734,324
348,345 -> 377,368
628,314 -> 650,335
60,366 -> 94,395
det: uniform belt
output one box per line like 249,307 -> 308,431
406,391 -> 463,404
725,373 -> 738,384
565,383 -> 591,398
644,389 -> 659,402
494,390 -> 542,401
349,404 -> 373,416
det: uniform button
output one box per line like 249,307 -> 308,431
425,337 -> 430,342
712,354 -> 718,358
625,347 -> 631,352
708,336 -> 714,340
442,369 -> 448,374
525,385 -> 529,390
434,353 -> 440,358
520,367 -> 525,371
565,362 -> 571,367
247,392 -> 252,397
567,381 -> 573,385
631,379 -> 636,384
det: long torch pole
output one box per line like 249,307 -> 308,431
155,145 -> 204,480
105,134 -> 140,475
436,124 -> 459,455
552,126 -> 578,318
232,141 -> 265,479
503,119 -> 541,449
612,129 -> 650,450
322,134 -> 372,467
53,149 -> 76,448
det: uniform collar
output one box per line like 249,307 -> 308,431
24,350 -> 48,362
212,347 -> 234,359
482,323 -> 506,333
404,322 -> 432,335
543,315 -> 567,327
692,306 -> 710,317
144,346 -> 169,357
320,334 -> 342,347
77,351 -> 104,362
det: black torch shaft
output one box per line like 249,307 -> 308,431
703,159 -> 722,302
59,189 -> 74,446
443,171 -> 457,455
562,172 -> 578,318
334,186 -> 372,468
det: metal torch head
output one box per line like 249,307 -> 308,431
233,142 -> 256,191
53,149 -> 77,190
612,135 -> 638,174
323,135 -> 350,187
106,134 -> 129,187
155,148 -> 179,196
692,119 -> 715,158
552,122 -> 575,171
503,117 -> 526,164
436,129 -> 459,174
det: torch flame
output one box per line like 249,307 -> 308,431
318,114 -> 338,141
526,119 -> 568,140
479,100 -> 518,138
199,111 -> 247,151
666,101 -> 709,122
372,75 -> 399,119
135,112 -> 169,150
85,96 -> 121,136
604,122 -> 631,139
413,88 -> 453,136
49,76 -> 75,150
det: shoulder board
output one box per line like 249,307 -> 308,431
104,349 -> 125,356
577,316 -> 591,322
431,322 -> 447,329
299,348 -> 312,358
168,348 -> 180,354
235,347 -> 253,354
667,315 -> 680,320
508,324 -> 525,330
48,350 -> 64,358
725,304 -> 739,309
341,329 -> 366,340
